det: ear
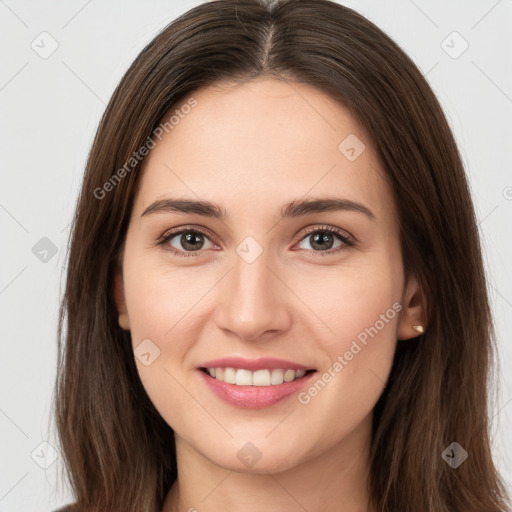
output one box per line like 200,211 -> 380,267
113,267 -> 130,330
397,274 -> 427,340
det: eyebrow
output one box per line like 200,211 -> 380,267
141,196 -> 376,221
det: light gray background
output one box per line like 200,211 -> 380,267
1,1 -> 511,510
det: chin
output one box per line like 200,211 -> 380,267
200,438 -> 308,475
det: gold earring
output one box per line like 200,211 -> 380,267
412,325 -> 424,334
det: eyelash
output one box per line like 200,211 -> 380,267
156,225 -> 355,258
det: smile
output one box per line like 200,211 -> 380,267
197,366 -> 317,409
200,367 -> 315,386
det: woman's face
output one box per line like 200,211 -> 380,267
114,77 -> 422,474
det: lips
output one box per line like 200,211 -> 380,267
196,356 -> 317,408
198,356 -> 313,371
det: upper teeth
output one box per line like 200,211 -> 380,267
205,368 -> 308,386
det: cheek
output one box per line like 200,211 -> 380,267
123,252 -> 209,346
293,254 -> 402,434
121,253 -> 190,387
289,248 -> 401,347
122,267 -> 198,428
121,253 -> 230,424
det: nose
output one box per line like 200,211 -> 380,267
213,247 -> 292,342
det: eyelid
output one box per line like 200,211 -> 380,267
156,225 -> 218,255
157,224 -> 356,257
295,224 -> 355,244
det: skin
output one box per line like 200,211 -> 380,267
113,77 -> 426,512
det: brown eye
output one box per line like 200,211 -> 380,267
296,226 -> 354,255
158,228 -> 214,257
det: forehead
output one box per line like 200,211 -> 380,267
134,77 -> 396,229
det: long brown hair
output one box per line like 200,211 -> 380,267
53,0 -> 511,510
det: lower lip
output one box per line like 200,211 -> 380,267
197,369 -> 316,409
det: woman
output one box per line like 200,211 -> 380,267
53,0 -> 511,511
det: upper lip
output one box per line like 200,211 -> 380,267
197,357 -> 315,371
